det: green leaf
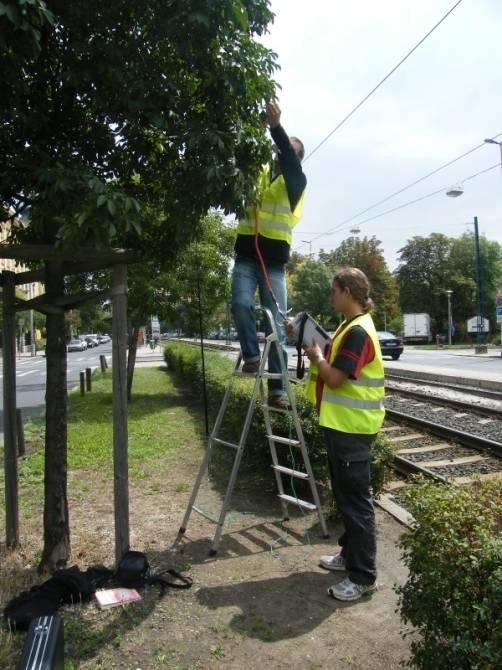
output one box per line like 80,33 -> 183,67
107,200 -> 116,216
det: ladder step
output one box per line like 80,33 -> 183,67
262,373 -> 283,380
278,493 -> 317,511
212,437 -> 239,450
267,435 -> 300,447
272,464 -> 309,480
192,505 -> 219,524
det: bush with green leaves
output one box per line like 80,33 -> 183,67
164,342 -> 394,498
397,477 -> 502,670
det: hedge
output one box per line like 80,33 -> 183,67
163,342 -> 395,499
397,477 -> 502,670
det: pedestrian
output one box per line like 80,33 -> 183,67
291,267 -> 385,601
231,101 -> 306,410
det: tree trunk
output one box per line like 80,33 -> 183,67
126,325 -> 138,403
40,260 -> 70,571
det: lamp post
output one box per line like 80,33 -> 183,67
445,289 -> 453,346
301,239 -> 312,258
28,283 -> 36,357
484,138 -> 502,175
446,182 -> 486,353
472,216 -> 484,349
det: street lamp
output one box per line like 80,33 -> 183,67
445,184 -> 485,352
445,289 -> 453,346
301,239 -> 312,258
484,138 -> 502,175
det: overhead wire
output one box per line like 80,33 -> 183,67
293,133 -> 502,251
304,0 -> 465,162
309,162 -> 500,243
298,132 -> 502,245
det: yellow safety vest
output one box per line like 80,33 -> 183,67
236,166 -> 304,245
305,313 -> 385,435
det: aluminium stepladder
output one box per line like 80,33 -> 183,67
177,306 -> 329,555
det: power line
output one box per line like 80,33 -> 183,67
294,163 -> 499,252
316,132 -> 502,237
304,0 -> 465,162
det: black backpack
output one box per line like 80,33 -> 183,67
4,565 -> 113,631
116,550 -> 192,594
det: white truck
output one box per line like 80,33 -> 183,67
403,313 -> 431,343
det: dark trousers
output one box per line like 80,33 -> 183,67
325,431 -> 377,586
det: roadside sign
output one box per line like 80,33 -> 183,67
496,290 -> 502,308
467,316 -> 490,333
497,306 -> 502,324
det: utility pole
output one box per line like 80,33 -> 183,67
446,290 -> 453,346
29,283 -> 36,356
473,216 -> 483,348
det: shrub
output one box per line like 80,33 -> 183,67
163,342 -> 394,498
396,477 -> 502,670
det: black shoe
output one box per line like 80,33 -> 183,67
242,361 -> 260,374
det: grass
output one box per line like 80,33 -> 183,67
0,365 -> 205,669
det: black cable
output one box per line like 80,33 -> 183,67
328,162 -> 499,233
196,259 -> 210,439
301,133 -> 502,245
304,0 -> 465,162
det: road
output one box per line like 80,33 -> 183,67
2,340 -> 500,436
226,341 -> 502,384
0,343 -> 112,435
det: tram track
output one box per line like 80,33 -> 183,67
377,388 -> 502,527
385,371 -> 502,401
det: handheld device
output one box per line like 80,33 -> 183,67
291,312 -> 331,353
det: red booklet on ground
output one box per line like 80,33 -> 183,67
95,588 -> 141,609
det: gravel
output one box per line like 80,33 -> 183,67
384,395 -> 502,443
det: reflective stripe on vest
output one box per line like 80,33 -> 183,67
236,166 -> 304,245
317,313 -> 385,435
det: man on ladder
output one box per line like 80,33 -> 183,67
231,101 -> 307,409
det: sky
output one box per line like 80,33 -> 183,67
260,0 -> 502,270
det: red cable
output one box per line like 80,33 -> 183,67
253,205 -> 274,295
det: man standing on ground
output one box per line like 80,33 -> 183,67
231,101 -> 306,409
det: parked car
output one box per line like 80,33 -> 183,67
68,338 -> 87,352
85,335 -> 100,348
98,334 -> 110,344
377,331 -> 404,360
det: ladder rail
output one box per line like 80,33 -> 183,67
178,304 -> 329,554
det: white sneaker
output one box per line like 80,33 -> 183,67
328,577 -> 377,601
319,553 -> 346,572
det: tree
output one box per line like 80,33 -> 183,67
289,259 -> 333,326
154,211 -> 235,337
396,232 -> 502,339
1,0 -> 277,569
396,234 -> 453,335
448,233 -> 502,339
319,236 -> 399,329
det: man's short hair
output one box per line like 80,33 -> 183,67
290,136 -> 305,161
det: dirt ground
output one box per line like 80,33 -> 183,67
1,379 -> 412,669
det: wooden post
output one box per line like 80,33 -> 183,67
112,264 -> 129,564
16,409 -> 25,457
80,371 -> 85,396
85,367 -> 92,392
100,354 -> 106,372
3,271 -> 19,546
